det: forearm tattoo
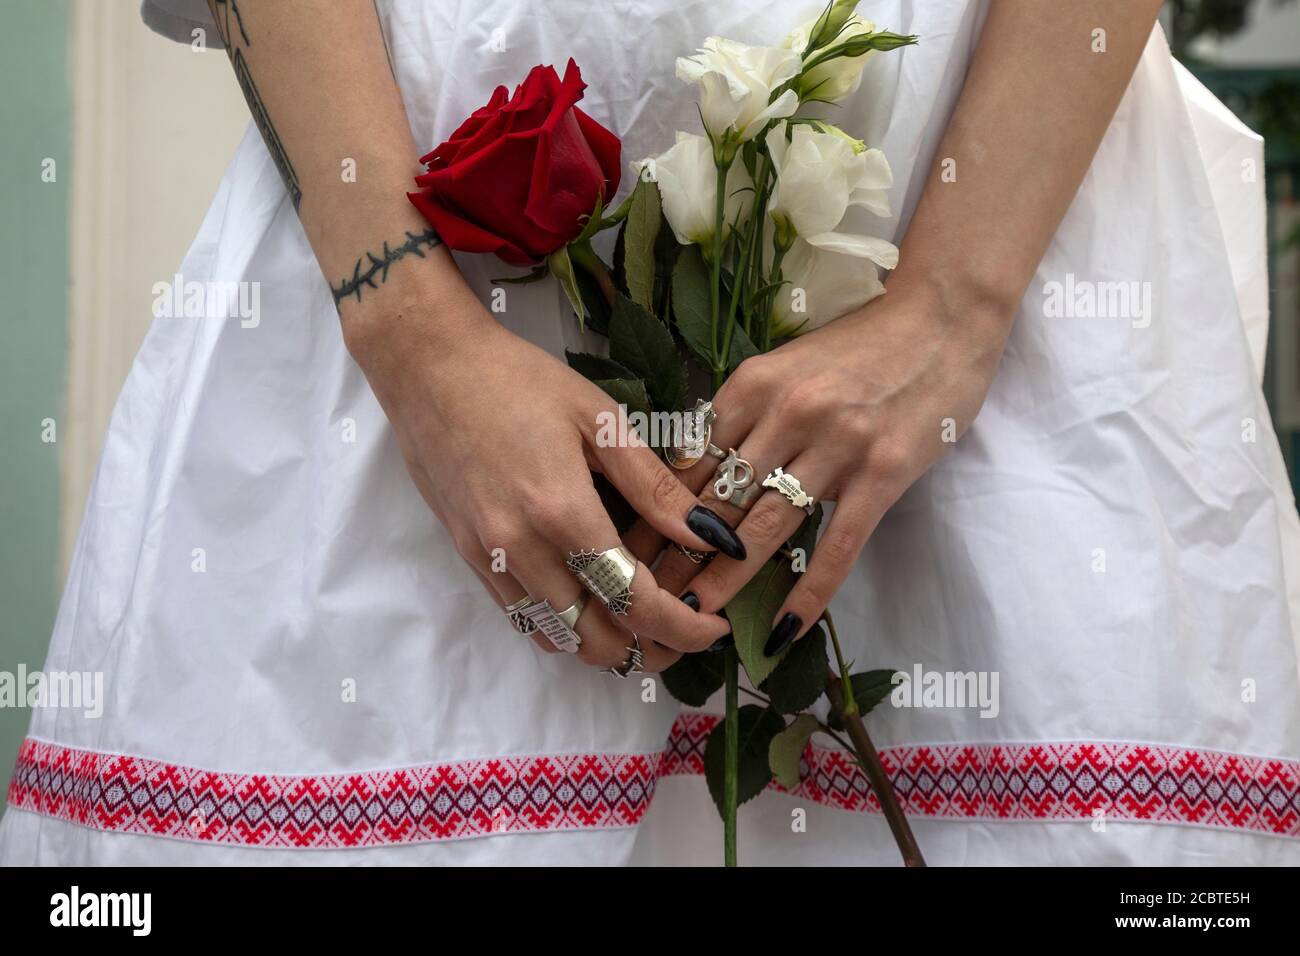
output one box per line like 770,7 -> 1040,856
330,229 -> 443,306
208,2 -> 441,307
209,0 -> 302,212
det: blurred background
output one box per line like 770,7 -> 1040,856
0,0 -> 1297,806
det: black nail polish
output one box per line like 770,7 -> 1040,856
686,506 -> 747,561
679,591 -> 700,611
707,634 -> 734,653
764,613 -> 801,657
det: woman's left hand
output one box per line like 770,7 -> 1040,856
628,281 -> 1014,657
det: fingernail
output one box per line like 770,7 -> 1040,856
680,591 -> 700,611
686,506 -> 746,561
707,634 -> 734,652
764,612 -> 801,657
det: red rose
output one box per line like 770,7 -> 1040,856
408,59 -> 621,266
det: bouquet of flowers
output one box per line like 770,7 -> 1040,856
409,0 -> 922,866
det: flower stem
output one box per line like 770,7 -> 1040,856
760,244 -> 788,352
709,162 -> 729,373
723,646 -> 739,867
822,611 -> 926,867
568,239 -> 617,308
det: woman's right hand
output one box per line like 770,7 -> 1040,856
345,281 -> 743,673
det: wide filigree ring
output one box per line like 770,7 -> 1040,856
566,546 -> 637,616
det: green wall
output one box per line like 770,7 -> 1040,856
0,0 -> 71,812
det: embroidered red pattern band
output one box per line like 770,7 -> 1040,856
666,715 -> 1300,837
8,714 -> 1299,847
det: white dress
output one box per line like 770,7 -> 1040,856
3,0 -> 1298,865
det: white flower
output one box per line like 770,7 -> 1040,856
765,124 -> 895,257
634,133 -> 754,248
770,239 -> 887,338
676,37 -> 802,144
785,14 -> 879,103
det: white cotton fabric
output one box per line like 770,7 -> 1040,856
3,0 -> 1298,865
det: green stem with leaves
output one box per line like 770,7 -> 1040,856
822,611 -> 926,867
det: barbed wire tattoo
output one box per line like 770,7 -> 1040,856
331,229 -> 443,306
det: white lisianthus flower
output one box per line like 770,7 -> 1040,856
770,238 -> 887,338
765,124 -> 895,256
676,38 -> 802,145
634,133 -> 754,248
785,14 -> 879,103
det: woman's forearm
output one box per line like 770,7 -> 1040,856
205,0 -> 487,363
891,0 -> 1164,332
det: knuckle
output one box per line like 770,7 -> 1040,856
725,355 -> 774,402
477,514 -> 526,555
841,413 -> 876,447
778,378 -> 832,423
868,441 -> 908,483
817,526 -> 861,568
450,526 -> 485,564
626,590 -> 665,636
744,500 -> 788,543
649,465 -> 686,511
793,576 -> 832,614
689,564 -> 730,604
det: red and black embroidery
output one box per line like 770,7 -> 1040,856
8,713 -> 1300,847
7,739 -> 658,848
665,714 -> 1300,837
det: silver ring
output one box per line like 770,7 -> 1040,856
567,546 -> 637,616
713,448 -> 762,508
762,466 -> 815,514
518,595 -> 585,653
605,634 -> 644,679
556,592 -> 588,630
672,542 -> 713,565
505,596 -> 538,634
667,399 -> 718,470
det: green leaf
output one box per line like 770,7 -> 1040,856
575,266 -> 612,336
759,622 -> 828,714
726,557 -> 797,686
608,294 -> 686,412
768,714 -> 820,790
622,179 -> 662,312
671,245 -> 715,367
661,652 -> 725,707
574,195 -> 605,243
565,351 -> 633,382
726,323 -> 762,372
598,185 -> 636,230
704,705 -> 785,814
590,377 -> 652,421
653,216 -> 682,323
827,669 -> 900,730
547,246 -> 586,326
